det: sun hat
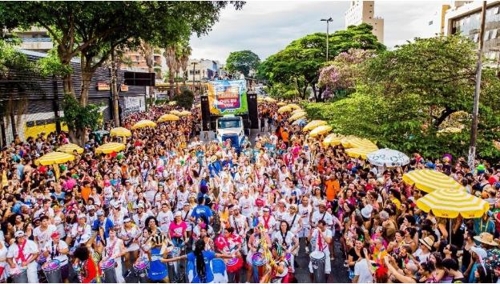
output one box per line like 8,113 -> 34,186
474,232 -> 499,247
419,236 -> 435,250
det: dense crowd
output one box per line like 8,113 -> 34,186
0,99 -> 499,284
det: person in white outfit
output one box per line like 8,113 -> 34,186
0,238 -> 8,282
308,220 -> 332,282
104,229 -> 126,283
7,231 -> 39,283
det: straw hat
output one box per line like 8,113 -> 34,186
419,236 -> 435,250
474,232 -> 499,247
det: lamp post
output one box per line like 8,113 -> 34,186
321,17 -> 333,61
191,62 -> 198,92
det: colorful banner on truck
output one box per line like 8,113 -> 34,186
207,80 -> 248,115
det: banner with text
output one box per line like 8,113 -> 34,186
207,80 -> 248,115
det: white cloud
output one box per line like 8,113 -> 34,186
190,1 -> 447,63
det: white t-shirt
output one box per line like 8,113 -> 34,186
33,225 -> 57,250
7,240 -> 39,268
310,228 -> 332,255
311,211 -> 333,227
354,258 -> 374,283
43,240 -> 69,265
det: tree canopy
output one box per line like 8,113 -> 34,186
258,23 -> 385,100
0,1 -> 245,105
225,50 -> 260,77
304,35 -> 500,161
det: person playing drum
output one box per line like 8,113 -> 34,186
246,225 -> 272,283
42,232 -> 70,282
72,245 -> 101,283
308,219 -> 332,282
7,230 -> 39,283
272,221 -> 299,273
217,227 -> 244,282
261,242 -> 292,283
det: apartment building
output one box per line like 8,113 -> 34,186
344,1 -> 385,43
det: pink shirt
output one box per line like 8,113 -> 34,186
169,221 -> 187,238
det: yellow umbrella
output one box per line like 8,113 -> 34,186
179,110 -> 192,116
168,101 -> 177,106
309,125 -> 332,137
345,147 -> 377,159
264,97 -> 277,103
170,110 -> 181,115
288,111 -> 307,122
342,137 -> 378,150
277,102 -> 286,106
95,142 -> 126,155
402,169 -> 465,193
278,105 -> 292,114
110,127 -> 132,137
323,134 -> 344,147
158,114 -> 180,122
35,151 -> 75,166
290,108 -> 304,115
303,120 -> 327,132
287,103 -> 301,110
132,120 -> 157,130
416,188 -> 489,218
57,143 -> 84,154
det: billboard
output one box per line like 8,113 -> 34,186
207,80 -> 248,115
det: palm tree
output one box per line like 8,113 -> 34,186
178,42 -> 191,87
164,45 -> 176,98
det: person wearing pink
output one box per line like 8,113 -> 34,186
169,211 -> 188,244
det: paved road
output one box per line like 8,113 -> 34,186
200,128 -> 350,283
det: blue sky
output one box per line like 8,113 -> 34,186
189,1 -> 445,63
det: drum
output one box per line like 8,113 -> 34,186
11,268 -> 28,283
43,259 -> 62,283
37,255 -> 47,266
310,251 -> 326,283
133,258 -> 150,283
226,256 -> 243,273
99,259 -> 117,283
251,252 -> 267,283
285,253 -> 292,263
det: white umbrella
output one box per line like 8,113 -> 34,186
367,148 -> 410,167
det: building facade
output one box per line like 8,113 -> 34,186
344,1 -> 384,43
444,0 -> 500,60
0,50 -> 146,145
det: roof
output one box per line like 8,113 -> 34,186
16,49 -> 80,63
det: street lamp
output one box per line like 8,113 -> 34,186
321,17 -> 333,61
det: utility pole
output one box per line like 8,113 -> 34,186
191,62 -> 198,93
111,46 -> 120,127
321,17 -> 333,61
468,1 -> 487,169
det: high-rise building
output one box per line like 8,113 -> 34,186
344,1 -> 384,43
444,0 -> 500,60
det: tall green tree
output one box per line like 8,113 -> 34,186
304,35 -> 500,161
225,50 -> 260,77
0,1 -> 245,106
258,23 -> 385,101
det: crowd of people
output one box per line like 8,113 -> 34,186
0,98 -> 499,284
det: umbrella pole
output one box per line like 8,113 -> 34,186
449,218 -> 452,245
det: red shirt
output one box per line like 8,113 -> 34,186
82,258 -> 101,283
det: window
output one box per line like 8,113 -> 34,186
491,29 -> 498,39
474,33 -> 479,43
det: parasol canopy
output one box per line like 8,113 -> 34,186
303,120 -> 327,132
367,148 -> 410,167
110,127 -> 132,137
345,147 -> 378,160
132,120 -> 157,130
416,188 -> 490,218
57,143 -> 84,154
323,134 -> 344,147
309,125 -> 332,137
402,169 -> 465,193
35,151 -> 75,166
158,114 -> 180,122
95,142 -> 126,155
278,105 -> 292,114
